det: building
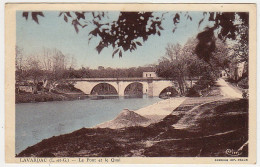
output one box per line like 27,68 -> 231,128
143,72 -> 157,78
229,62 -> 246,81
219,70 -> 229,79
219,62 -> 246,81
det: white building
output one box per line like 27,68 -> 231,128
219,70 -> 229,79
143,72 -> 157,78
230,62 -> 246,81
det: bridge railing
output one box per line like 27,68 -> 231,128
65,77 -> 191,82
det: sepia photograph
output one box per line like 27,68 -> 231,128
4,3 -> 257,164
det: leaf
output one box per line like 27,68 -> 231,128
65,12 -> 71,17
158,25 -> 164,30
74,24 -> 79,33
31,12 -> 39,24
97,15 -> 101,20
75,12 -> 85,20
37,12 -> 44,17
22,12 -> 29,20
143,36 -> 148,42
136,41 -> 142,46
96,43 -> 105,54
64,15 -> 68,22
209,12 -> 215,21
132,42 -> 137,50
112,49 -> 119,58
157,31 -> 161,36
89,28 -> 99,37
119,50 -> 122,58
172,27 -> 177,33
88,36 -> 93,45
58,12 -> 63,17
198,18 -> 204,27
173,13 -> 180,25
31,12 -> 44,24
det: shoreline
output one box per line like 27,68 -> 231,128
94,97 -> 186,129
94,96 -> 226,130
17,81 -> 248,156
15,93 -> 155,104
17,96 -> 248,157
15,92 -> 88,104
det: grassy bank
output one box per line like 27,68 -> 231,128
15,92 -> 87,103
17,98 -> 248,157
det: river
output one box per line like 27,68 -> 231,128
15,96 -> 162,154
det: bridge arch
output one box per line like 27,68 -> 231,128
152,80 -> 179,97
123,82 -> 143,97
159,86 -> 179,98
90,83 -> 118,95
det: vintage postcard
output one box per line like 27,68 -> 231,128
5,3 -> 256,164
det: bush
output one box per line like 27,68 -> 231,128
56,83 -> 82,93
238,77 -> 248,89
194,72 -> 216,90
227,76 -> 248,89
186,87 -> 200,97
242,90 -> 248,99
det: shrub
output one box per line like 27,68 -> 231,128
238,77 -> 248,89
194,72 -> 216,90
186,87 -> 200,97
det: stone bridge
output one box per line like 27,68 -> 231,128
67,77 -> 194,97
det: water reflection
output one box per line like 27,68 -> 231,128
88,94 -> 147,100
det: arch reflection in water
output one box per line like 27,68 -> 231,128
124,82 -> 143,98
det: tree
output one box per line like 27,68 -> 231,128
182,39 -> 208,85
15,46 -> 24,71
15,46 -> 24,81
156,35 -> 231,95
209,39 -> 232,73
41,47 -> 53,71
23,55 -> 43,92
156,43 -> 190,95
68,56 -> 77,70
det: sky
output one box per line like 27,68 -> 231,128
16,11 -> 212,69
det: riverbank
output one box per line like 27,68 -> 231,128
95,97 -> 186,129
15,92 -> 87,103
15,96 -> 162,154
17,79 -> 248,157
17,96 -> 248,157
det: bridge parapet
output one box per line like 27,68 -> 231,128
66,77 -> 180,82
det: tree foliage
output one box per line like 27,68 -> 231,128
156,36 -> 232,95
195,12 -> 248,63
22,11 -> 248,62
